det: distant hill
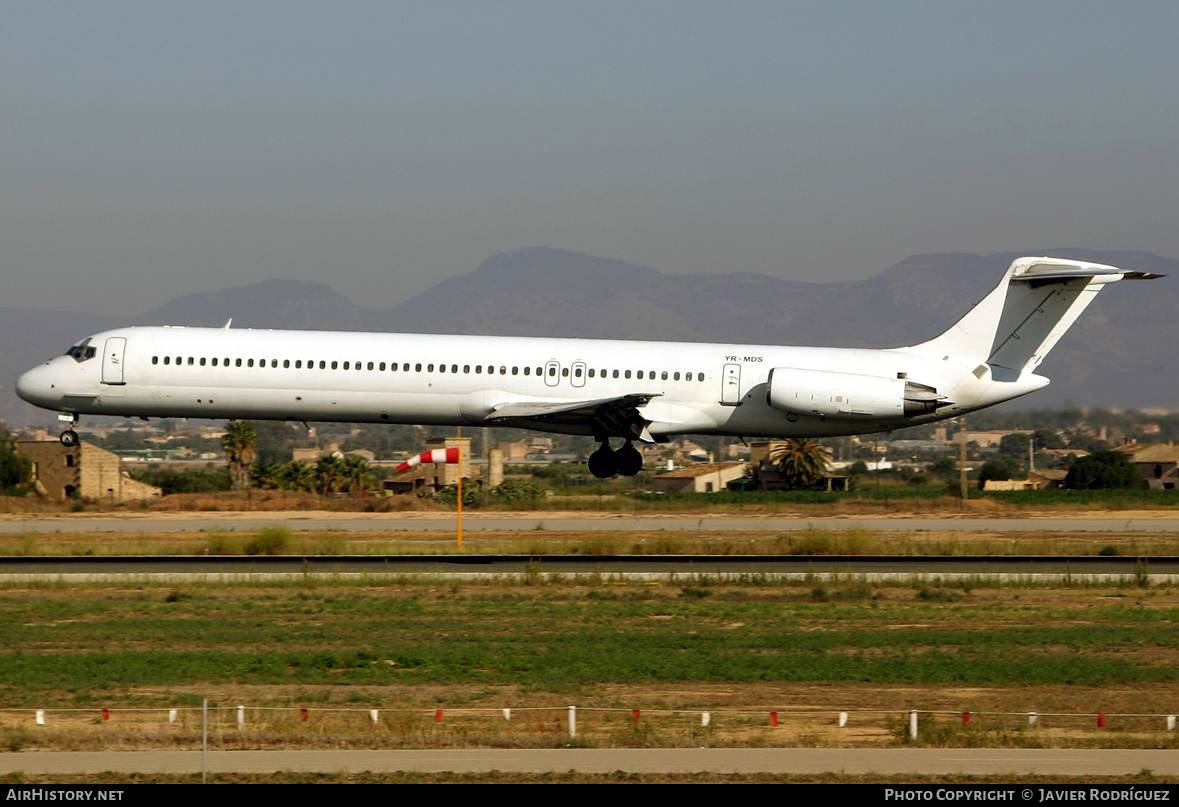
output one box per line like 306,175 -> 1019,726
3,248 -> 1175,425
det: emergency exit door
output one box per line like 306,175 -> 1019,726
721,363 -> 741,405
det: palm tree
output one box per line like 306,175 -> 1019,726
770,439 -> 830,489
279,461 -> 318,493
221,421 -> 258,491
342,454 -> 374,493
315,454 -> 346,495
251,459 -> 283,490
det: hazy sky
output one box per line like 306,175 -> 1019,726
3,1 -> 1177,316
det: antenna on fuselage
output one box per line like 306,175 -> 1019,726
222,318 -> 233,329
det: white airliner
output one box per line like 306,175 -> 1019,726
15,257 -> 1159,478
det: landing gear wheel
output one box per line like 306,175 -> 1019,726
615,443 -> 643,477
588,445 -> 618,479
60,429 -> 79,448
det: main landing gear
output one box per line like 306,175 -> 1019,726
588,440 -> 643,479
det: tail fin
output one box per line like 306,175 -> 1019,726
909,257 -> 1161,377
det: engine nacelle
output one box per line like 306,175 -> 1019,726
766,367 -> 941,420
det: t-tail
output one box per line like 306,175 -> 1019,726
907,256 -> 1162,409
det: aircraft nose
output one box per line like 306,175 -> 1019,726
15,364 -> 61,410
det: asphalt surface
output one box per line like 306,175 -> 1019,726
2,748 -> 1177,776
1,553 -> 1174,577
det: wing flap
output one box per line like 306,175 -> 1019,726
485,393 -> 662,440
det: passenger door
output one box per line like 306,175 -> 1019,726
101,337 -> 127,385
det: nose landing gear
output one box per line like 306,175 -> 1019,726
58,413 -> 79,447
588,440 -> 643,479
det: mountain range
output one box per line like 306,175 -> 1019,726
2,247 -> 1174,426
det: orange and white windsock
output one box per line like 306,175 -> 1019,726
394,447 -> 460,474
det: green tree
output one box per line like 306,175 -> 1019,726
0,425 -> 32,491
252,422 -> 299,464
490,478 -> 544,503
251,459 -> 283,490
1065,450 -> 1143,489
315,455 -> 346,495
927,456 -> 957,479
998,433 -> 1031,459
770,439 -> 830,488
977,457 -> 1017,489
279,461 -> 318,492
221,421 -> 259,492
1033,428 -> 1065,450
341,454 -> 374,493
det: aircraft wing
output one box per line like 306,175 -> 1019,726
485,393 -> 662,441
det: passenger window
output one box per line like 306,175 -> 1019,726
368,362 -> 374,370
625,370 -> 632,379
439,364 -> 446,373
464,365 -> 470,373
661,371 -> 668,380
574,367 -> 582,377
200,358 -> 206,366
163,356 -> 170,365
637,371 -> 643,380
331,361 -> 338,369
248,359 -> 254,368
319,361 -> 326,369
523,366 -> 530,375
415,363 -> 422,372
475,365 -> 482,374
152,356 -> 159,365
548,367 -> 556,376
613,370 -> 619,378
674,372 -> 680,380
343,362 -> 350,370
379,362 -> 385,371
451,364 -> 458,373
187,357 -> 194,365
512,366 -> 518,375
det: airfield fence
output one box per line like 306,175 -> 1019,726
4,703 -> 1179,748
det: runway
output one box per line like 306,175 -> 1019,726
2,748 -> 1176,776
1,553 -> 1175,578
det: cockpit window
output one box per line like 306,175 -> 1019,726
64,339 -> 97,362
